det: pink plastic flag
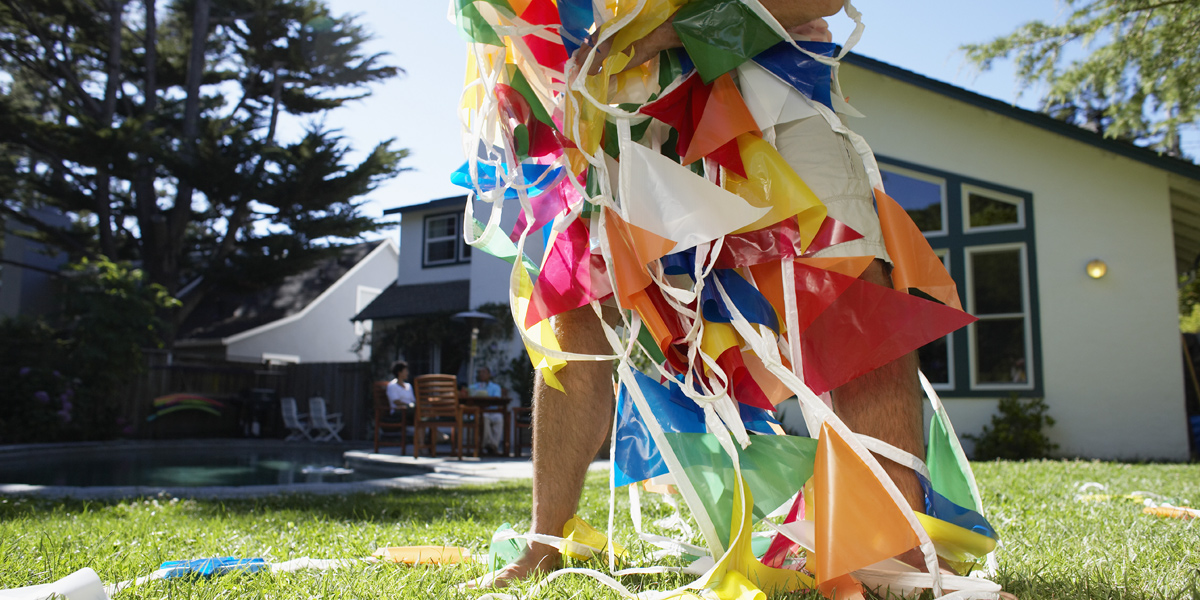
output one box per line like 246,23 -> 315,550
761,492 -> 804,569
524,217 -> 613,328
510,170 -> 581,242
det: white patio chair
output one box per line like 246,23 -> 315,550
308,397 -> 344,442
280,397 -> 312,441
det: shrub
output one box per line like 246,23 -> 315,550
965,393 -> 1058,460
0,257 -> 176,442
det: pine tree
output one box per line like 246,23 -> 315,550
0,0 -> 407,334
962,0 -> 1200,156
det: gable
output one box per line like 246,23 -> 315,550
178,241 -> 387,341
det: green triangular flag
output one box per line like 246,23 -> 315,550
927,409 -> 981,511
671,0 -> 785,83
664,432 -> 817,544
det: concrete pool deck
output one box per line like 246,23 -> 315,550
0,440 -> 609,499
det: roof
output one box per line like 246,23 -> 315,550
178,241 -> 386,341
843,52 -> 1200,184
383,195 -> 468,216
352,279 -> 470,321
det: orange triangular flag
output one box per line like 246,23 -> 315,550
603,208 -> 674,307
682,73 -> 760,166
814,423 -> 921,584
875,188 -> 963,311
817,573 -> 867,600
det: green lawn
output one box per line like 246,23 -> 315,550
1,461 -> 1197,599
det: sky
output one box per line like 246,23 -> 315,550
292,1 -> 1072,226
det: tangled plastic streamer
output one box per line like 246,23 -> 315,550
452,1 -> 1002,598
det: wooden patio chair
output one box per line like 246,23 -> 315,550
412,374 -> 481,460
372,381 -> 409,454
511,406 -> 532,458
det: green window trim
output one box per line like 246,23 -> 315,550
878,155 -> 1043,398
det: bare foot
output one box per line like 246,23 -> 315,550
463,543 -> 560,589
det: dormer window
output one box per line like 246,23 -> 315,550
423,212 -> 471,267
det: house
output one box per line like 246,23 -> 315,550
836,53 -> 1196,461
353,197 -> 539,378
175,239 -> 399,364
360,52 -> 1200,461
0,206 -> 68,319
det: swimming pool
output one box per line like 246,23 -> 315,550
0,441 -> 386,488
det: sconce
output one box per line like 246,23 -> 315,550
1086,259 -> 1108,279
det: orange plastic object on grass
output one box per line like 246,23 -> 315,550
371,546 -> 472,565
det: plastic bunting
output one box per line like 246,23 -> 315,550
671,0 -> 786,83
453,1 -> 1001,598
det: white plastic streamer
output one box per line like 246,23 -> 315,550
453,0 -> 1001,597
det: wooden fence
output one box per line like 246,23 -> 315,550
121,353 -> 376,441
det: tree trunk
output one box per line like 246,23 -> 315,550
134,0 -> 159,270
160,0 -> 209,296
95,0 -> 127,259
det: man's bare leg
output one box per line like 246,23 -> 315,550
831,259 -> 925,512
833,259 -> 945,580
482,261 -> 928,584
486,306 -> 614,585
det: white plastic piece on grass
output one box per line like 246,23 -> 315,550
0,568 -> 108,600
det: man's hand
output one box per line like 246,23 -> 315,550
582,21 -> 678,77
791,17 -> 832,43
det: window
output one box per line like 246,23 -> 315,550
423,213 -> 471,267
879,158 -> 1041,396
881,166 -> 947,236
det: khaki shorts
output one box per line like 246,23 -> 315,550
773,117 -> 891,264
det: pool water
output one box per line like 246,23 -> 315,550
0,443 -> 378,487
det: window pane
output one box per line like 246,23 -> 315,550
971,249 -> 1023,314
968,192 -> 1019,228
461,239 -> 472,260
426,240 -> 456,263
974,317 -> 1027,384
427,216 -> 457,238
918,337 -> 949,384
881,169 -> 943,232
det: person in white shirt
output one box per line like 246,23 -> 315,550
469,367 -> 505,454
385,361 -> 415,416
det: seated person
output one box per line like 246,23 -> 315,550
469,367 -> 505,454
384,361 -> 415,422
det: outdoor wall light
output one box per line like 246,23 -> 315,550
1086,259 -> 1108,279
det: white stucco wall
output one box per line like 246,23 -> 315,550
226,241 -> 399,363
840,63 -> 1190,460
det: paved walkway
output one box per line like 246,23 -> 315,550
0,440 -> 608,499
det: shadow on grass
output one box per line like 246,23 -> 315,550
0,479 -> 538,524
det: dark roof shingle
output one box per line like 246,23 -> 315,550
353,280 -> 470,321
178,241 -> 382,340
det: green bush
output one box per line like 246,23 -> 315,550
0,320 -> 77,443
0,257 -> 177,443
965,393 -> 1058,460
